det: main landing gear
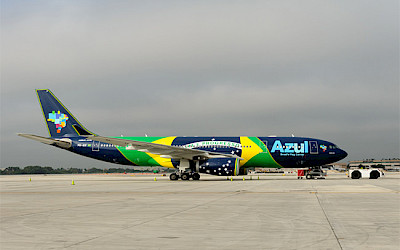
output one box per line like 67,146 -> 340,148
169,172 -> 200,181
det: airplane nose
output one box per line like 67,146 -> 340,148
339,149 -> 348,160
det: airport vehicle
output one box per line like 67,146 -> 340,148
18,89 -> 348,180
349,168 -> 384,179
297,167 -> 326,179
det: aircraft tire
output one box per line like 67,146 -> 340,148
181,173 -> 190,181
192,173 -> 200,180
306,174 -> 312,179
169,173 -> 179,181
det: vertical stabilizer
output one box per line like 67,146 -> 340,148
36,89 -> 94,137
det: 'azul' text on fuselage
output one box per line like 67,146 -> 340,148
271,140 -> 309,156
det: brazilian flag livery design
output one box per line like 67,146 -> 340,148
108,136 -> 282,169
19,89 -> 348,178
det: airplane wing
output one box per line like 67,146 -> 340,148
85,135 -> 243,161
17,133 -> 72,149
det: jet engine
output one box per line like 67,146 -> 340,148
198,158 -> 238,176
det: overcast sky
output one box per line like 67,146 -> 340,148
1,0 -> 399,169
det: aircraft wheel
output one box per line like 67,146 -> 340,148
181,173 -> 190,181
306,174 -> 312,179
192,173 -> 200,180
169,173 -> 179,181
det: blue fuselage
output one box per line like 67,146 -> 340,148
60,136 -> 347,168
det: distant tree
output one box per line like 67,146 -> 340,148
22,166 -> 51,174
44,166 -> 53,173
1,165 -> 174,175
87,168 -> 102,173
107,168 -> 126,173
1,167 -> 22,175
68,168 -> 83,174
54,168 -> 68,174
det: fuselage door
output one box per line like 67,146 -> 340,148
309,141 -> 318,154
92,140 -> 100,151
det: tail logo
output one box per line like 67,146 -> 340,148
47,111 -> 69,133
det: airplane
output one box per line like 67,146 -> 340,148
18,89 -> 348,180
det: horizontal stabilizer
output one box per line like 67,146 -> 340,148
17,133 -> 72,149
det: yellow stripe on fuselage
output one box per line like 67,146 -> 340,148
146,136 -> 177,168
240,136 -> 263,166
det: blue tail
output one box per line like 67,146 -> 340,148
36,89 -> 94,138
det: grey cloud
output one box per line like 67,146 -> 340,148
1,0 -> 398,168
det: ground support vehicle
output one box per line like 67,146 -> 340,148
297,167 -> 326,179
348,169 -> 384,179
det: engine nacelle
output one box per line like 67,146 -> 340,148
198,158 -> 239,176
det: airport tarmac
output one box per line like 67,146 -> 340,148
1,173 -> 399,250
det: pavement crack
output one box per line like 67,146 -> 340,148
314,192 -> 343,250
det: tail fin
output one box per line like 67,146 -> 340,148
36,89 -> 94,137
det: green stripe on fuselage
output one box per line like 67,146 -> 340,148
242,137 -> 283,168
113,137 -> 165,166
